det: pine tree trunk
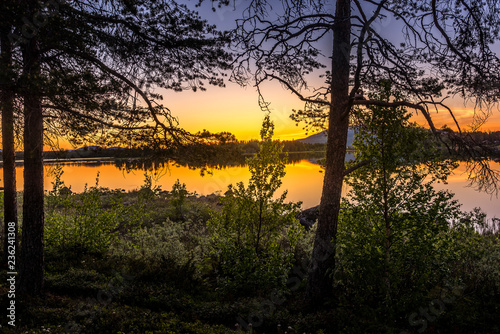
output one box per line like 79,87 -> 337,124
19,14 -> 45,295
305,0 -> 351,303
1,24 -> 18,268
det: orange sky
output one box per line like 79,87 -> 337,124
26,78 -> 500,151
163,80 -> 309,142
159,2 -> 500,142
11,2 -> 497,150
164,81 -> 500,142
411,104 -> 500,132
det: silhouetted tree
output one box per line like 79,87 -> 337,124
2,0 -> 231,295
223,0 -> 500,303
18,0 -> 45,295
0,0 -> 19,269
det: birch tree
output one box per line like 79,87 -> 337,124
224,0 -> 500,303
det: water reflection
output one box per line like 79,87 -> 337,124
1,157 -> 498,218
112,151 -> 326,171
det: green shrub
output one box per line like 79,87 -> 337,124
336,83 -> 464,322
110,219 -> 203,283
46,164 -> 74,210
138,172 -> 162,201
207,115 -> 303,295
294,223 -> 317,264
336,83 -> 500,331
170,179 -> 189,221
45,168 -> 170,263
45,172 -> 121,260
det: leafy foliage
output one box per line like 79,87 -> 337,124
170,179 -> 189,221
110,219 -> 202,285
45,172 -> 120,258
336,84 -> 464,320
44,168 -> 160,262
207,115 -> 303,295
138,172 -> 162,200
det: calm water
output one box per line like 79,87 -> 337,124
3,159 -> 499,218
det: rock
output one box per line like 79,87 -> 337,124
296,205 -> 319,228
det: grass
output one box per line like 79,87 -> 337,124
0,176 -> 499,333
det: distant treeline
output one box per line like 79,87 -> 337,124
237,139 -> 326,154
19,139 -> 327,162
433,129 -> 500,160
7,130 -> 499,164
0,139 -> 325,170
463,130 -> 500,145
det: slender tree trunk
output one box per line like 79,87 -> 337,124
1,14 -> 19,268
256,198 -> 263,252
306,0 -> 351,303
382,158 -> 391,295
19,4 -> 44,295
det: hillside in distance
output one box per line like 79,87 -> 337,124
297,129 -> 356,147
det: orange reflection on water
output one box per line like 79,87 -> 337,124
279,160 -> 326,208
44,162 -> 254,195
3,161 -> 324,209
2,160 -> 498,217
433,161 -> 500,218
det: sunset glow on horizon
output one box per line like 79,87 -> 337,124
166,83 -> 500,143
34,82 -> 500,151
45,105 -> 500,151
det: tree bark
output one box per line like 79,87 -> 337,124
305,0 -> 351,304
19,5 -> 45,295
1,14 -> 18,268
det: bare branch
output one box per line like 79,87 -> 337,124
264,73 -> 331,106
353,99 -> 437,133
42,103 -> 153,131
344,158 -> 373,177
63,49 -> 190,146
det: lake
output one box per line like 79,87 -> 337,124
3,159 -> 499,219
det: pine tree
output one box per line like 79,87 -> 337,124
1,0 -> 232,295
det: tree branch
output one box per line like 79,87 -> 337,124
62,49 -> 190,145
263,73 -> 331,106
344,158 -> 373,177
42,103 -> 153,131
353,99 -> 437,133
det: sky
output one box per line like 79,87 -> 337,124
164,74 -> 500,142
158,0 -> 500,142
163,80 -> 310,141
33,1 -> 500,149
162,0 -> 324,142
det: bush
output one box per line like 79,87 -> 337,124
45,171 -> 121,261
206,115 -> 303,295
109,219 -> 203,284
45,168 -> 169,263
335,83 -> 464,322
170,179 -> 189,221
